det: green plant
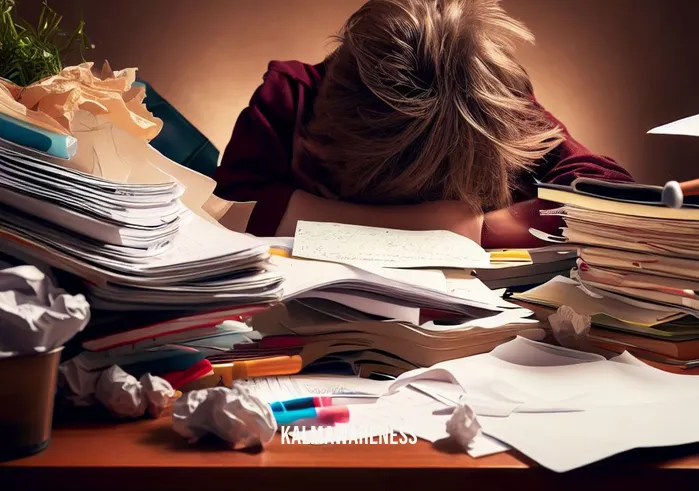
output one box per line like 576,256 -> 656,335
0,0 -> 92,86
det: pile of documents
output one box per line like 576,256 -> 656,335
516,177 -> 699,369
0,136 -> 283,312
71,221 -> 547,382
236,222 -> 548,376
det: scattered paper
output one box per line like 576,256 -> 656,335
389,337 -> 699,472
292,221 -> 490,269
0,263 -> 90,358
246,374 -> 507,457
648,113 -> 699,137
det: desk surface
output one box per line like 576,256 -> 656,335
3,415 -> 699,491
3,303 -> 699,490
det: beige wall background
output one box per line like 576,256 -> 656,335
24,0 -> 699,184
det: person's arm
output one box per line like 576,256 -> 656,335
481,198 -> 562,249
214,65 -> 305,237
277,189 -> 484,243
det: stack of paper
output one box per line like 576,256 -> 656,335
63,219 -> 545,383
522,177 -> 699,368
0,136 -> 283,311
241,298 -> 544,376
74,255 -> 543,379
208,222 -> 550,376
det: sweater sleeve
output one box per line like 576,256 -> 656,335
214,69 -> 300,237
534,106 -> 634,186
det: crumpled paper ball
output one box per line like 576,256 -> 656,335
549,305 -> 592,350
58,357 -> 102,407
95,366 -> 146,418
172,384 -> 277,450
0,264 -> 90,358
446,395 -> 481,450
91,366 -> 177,418
140,373 -> 177,418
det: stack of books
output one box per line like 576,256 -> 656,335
517,177 -> 699,369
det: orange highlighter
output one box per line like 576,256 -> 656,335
212,355 -> 302,386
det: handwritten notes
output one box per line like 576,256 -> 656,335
292,221 -> 490,269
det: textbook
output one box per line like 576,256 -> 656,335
537,178 -> 699,220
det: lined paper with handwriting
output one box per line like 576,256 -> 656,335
292,221 -> 490,269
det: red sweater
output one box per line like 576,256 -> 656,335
214,60 -> 633,237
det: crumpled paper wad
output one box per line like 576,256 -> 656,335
95,365 -> 147,418
446,395 -> 481,450
548,305 -> 592,350
58,356 -> 103,407
0,263 -> 90,358
172,384 -> 277,450
0,61 -> 162,141
62,364 -> 178,418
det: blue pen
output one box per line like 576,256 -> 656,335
270,396 -> 331,413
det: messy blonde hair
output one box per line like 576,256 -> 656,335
299,0 -> 564,210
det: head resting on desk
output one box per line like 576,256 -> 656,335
299,0 -> 564,210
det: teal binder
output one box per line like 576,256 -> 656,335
135,80 -> 219,178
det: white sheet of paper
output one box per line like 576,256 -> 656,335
362,267 -> 448,292
292,221 -> 490,269
269,255 -> 510,316
246,375 -> 392,402
446,276 -> 518,308
373,385 -> 509,458
295,290 -> 421,325
648,113 -> 699,137
389,337 -> 699,472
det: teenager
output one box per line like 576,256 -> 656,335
214,0 -> 632,248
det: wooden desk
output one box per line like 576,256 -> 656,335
2,414 -> 699,490
3,303 -> 699,489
